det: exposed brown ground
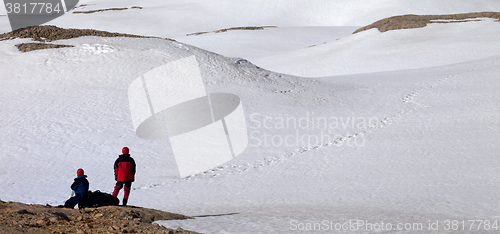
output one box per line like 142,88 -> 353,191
72,4 -> 95,10
73,8 -> 129,14
0,25 -> 162,42
15,43 -> 75,52
187,26 -> 277,36
0,25 -> 174,52
0,200 -> 200,234
353,11 -> 500,34
72,6 -> 143,14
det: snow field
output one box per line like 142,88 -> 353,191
0,0 -> 499,233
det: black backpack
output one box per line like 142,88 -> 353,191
80,190 -> 119,207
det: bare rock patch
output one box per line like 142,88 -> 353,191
354,12 -> 500,34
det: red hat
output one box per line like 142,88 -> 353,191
77,168 -> 84,176
122,147 -> 129,154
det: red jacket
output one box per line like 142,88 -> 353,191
114,154 -> 136,182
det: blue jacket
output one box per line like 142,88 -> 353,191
71,175 -> 89,199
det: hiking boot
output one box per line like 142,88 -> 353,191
122,198 -> 128,206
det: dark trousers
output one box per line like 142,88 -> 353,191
112,181 -> 132,199
64,196 -> 86,208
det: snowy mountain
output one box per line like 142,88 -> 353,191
0,0 -> 499,233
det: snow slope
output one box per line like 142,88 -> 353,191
1,0 -> 498,34
155,56 -> 500,233
173,26 -> 359,62
2,0 -> 499,61
0,0 -> 499,233
254,19 -> 500,77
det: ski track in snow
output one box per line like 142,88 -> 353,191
134,57 -> 500,191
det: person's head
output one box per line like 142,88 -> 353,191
122,147 -> 129,154
77,168 -> 84,176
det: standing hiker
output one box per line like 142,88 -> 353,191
64,168 -> 89,208
112,147 -> 136,206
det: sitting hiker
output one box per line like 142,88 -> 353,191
64,168 -> 89,208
